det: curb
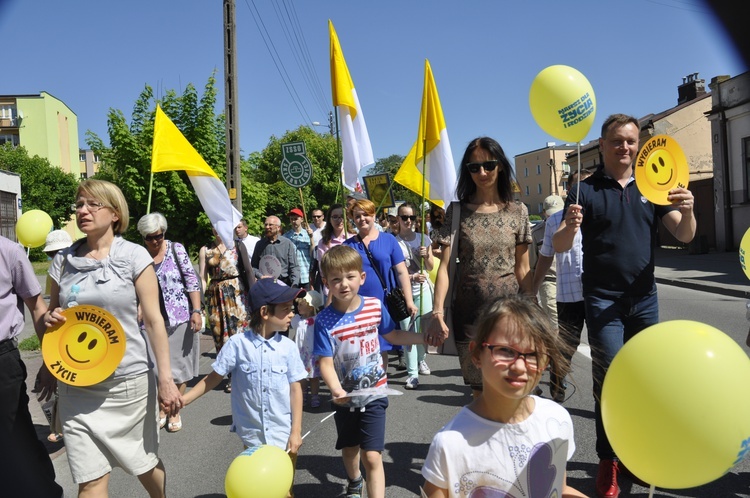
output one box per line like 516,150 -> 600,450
656,276 -> 750,299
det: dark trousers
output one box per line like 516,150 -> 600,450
0,343 -> 63,498
552,300 -> 586,389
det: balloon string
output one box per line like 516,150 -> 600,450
287,411 -> 335,453
648,484 -> 655,498
576,141 -> 581,204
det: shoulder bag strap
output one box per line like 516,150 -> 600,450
171,241 -> 187,288
446,202 -> 461,306
357,234 -> 388,293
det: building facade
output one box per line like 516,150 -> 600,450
0,92 -> 80,175
514,144 -> 576,216
706,71 -> 750,251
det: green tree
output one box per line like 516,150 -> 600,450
86,74 -> 261,256
0,143 -> 79,260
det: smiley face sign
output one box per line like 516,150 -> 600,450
634,135 -> 689,205
42,305 -> 126,386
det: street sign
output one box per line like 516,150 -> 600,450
280,141 -> 313,188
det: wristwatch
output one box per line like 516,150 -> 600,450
190,309 -> 202,315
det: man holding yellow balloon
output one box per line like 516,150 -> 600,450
553,114 -> 696,498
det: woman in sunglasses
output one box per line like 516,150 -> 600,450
429,137 -> 533,399
395,202 -> 435,389
137,212 -> 203,432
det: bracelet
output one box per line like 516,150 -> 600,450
432,310 -> 444,316
190,309 -> 202,315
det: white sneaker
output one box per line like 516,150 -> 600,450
418,360 -> 431,375
405,377 -> 419,390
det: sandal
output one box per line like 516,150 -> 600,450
167,416 -> 182,433
159,415 -> 167,430
47,433 -> 63,443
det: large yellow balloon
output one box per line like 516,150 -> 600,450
740,227 -> 750,280
602,320 -> 750,489
16,210 -> 53,248
529,65 -> 596,143
225,445 -> 293,498
428,257 -> 440,284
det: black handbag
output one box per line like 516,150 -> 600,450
358,235 -> 411,322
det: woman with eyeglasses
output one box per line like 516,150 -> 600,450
421,296 -> 584,498
198,227 -> 254,392
428,137 -> 533,399
44,179 -> 182,496
315,204 -> 354,298
395,202 -> 435,389
137,212 -> 203,433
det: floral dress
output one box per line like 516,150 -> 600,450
204,243 -> 248,352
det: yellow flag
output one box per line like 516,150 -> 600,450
394,60 -> 456,207
151,105 -> 241,248
329,20 -> 374,190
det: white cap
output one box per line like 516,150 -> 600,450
43,230 -> 73,253
543,195 -> 564,217
301,290 -> 324,310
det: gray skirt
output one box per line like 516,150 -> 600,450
148,321 -> 200,384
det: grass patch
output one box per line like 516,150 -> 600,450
19,335 -> 41,351
32,261 -> 50,276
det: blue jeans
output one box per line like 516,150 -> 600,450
584,287 -> 659,459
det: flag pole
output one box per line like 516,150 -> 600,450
333,108 -> 345,205
418,137 -> 428,317
146,172 -> 154,214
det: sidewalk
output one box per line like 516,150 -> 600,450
654,246 -> 750,299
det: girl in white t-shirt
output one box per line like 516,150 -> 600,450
292,290 -> 324,407
421,295 -> 586,498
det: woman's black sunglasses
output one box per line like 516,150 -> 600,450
465,160 -> 499,174
399,215 -> 417,222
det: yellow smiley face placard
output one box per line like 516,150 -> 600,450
42,305 -> 126,386
634,135 -> 689,205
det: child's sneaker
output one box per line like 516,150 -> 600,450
405,376 -> 419,389
346,475 -> 364,498
418,360 -> 431,375
310,395 -> 320,408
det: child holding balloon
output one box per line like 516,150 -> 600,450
182,279 -> 308,495
421,295 -> 586,498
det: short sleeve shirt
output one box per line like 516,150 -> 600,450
0,236 -> 41,341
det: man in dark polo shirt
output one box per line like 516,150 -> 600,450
553,113 -> 696,498
251,215 -> 299,286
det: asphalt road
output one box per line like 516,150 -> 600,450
24,283 -> 750,497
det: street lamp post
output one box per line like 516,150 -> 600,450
549,158 -> 559,195
312,111 -> 334,135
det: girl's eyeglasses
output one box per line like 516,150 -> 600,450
481,343 -> 548,371
399,215 -> 417,222
144,233 -> 165,242
466,160 -> 499,174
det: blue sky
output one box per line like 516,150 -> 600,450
1,0 -> 746,170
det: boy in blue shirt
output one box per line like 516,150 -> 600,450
183,279 -> 307,489
314,245 -> 427,498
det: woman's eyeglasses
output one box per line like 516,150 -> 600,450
399,215 -> 417,222
71,200 -> 107,213
482,343 -> 548,371
465,160 -> 499,174
331,215 -> 344,221
144,233 -> 165,242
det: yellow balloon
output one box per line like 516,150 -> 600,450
428,257 -> 440,284
740,227 -> 750,280
529,65 -> 596,143
225,445 -> 293,498
602,320 -> 750,489
16,210 -> 53,248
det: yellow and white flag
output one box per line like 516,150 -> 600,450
151,105 -> 242,249
329,20 -> 374,191
394,60 -> 456,207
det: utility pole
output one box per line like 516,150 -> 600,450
223,0 -> 242,211
549,158 -> 559,195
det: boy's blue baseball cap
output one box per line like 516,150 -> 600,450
248,279 -> 305,312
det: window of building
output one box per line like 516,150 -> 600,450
538,202 -> 544,213
524,167 -> 528,177
538,184 -> 543,194
0,105 -> 14,120
79,153 -> 86,162
80,172 -> 88,181
0,134 -> 19,146
562,161 -> 570,174
525,185 -> 530,196
537,164 -> 541,175
0,191 -> 17,240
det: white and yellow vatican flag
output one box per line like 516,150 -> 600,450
151,105 -> 242,249
329,20 -> 374,191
